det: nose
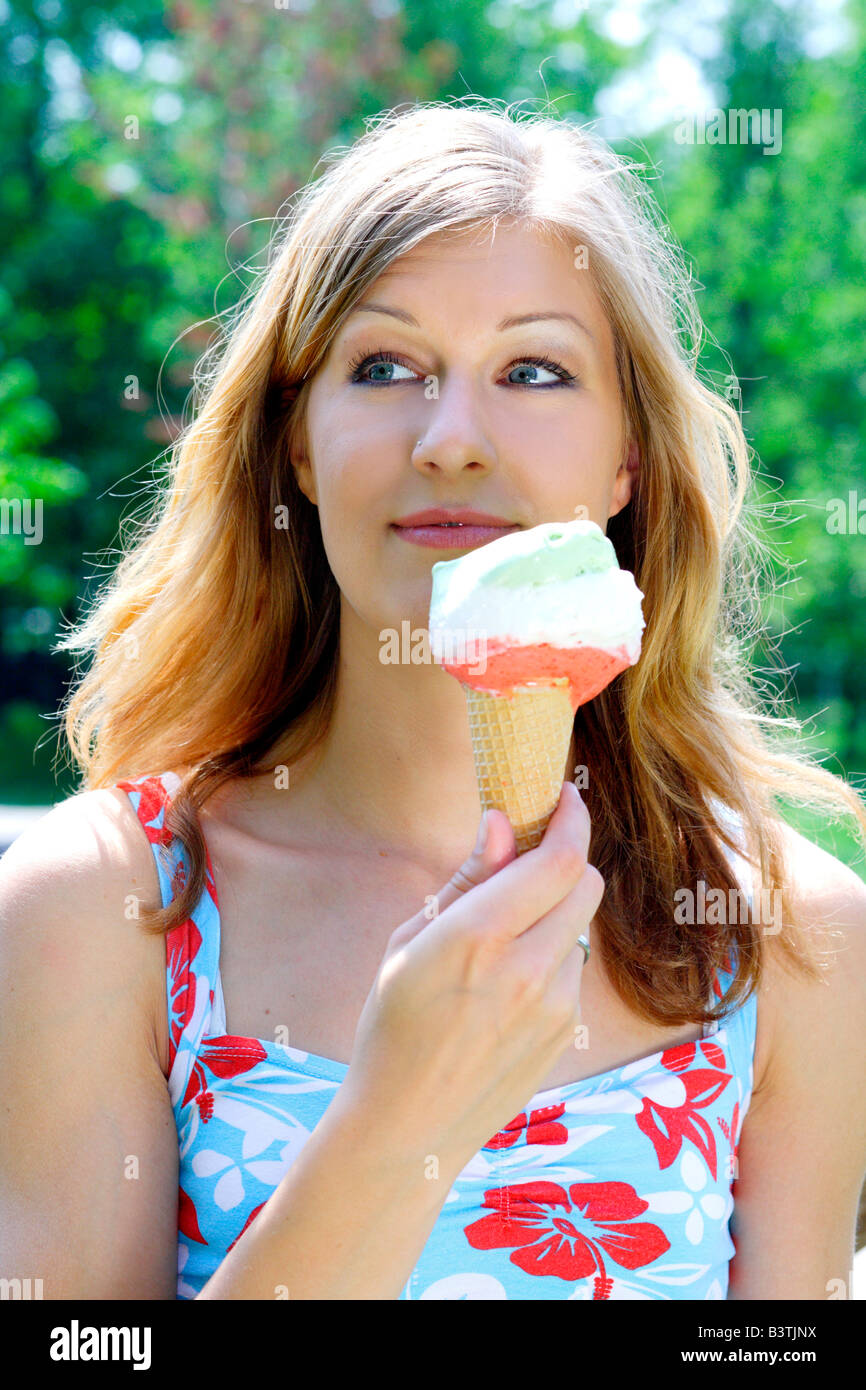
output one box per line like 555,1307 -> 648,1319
410,372 -> 497,476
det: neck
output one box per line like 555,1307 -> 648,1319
282,604 -> 576,871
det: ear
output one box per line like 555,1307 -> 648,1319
281,380 -> 317,505
609,440 -> 639,518
292,453 -> 317,506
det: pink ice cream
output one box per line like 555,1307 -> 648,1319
428,518 -> 645,710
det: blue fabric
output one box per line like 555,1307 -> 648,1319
119,771 -> 757,1301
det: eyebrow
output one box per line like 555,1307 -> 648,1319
345,301 -> 596,346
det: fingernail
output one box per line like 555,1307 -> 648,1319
474,810 -> 489,853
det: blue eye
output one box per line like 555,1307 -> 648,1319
506,359 -> 569,387
348,351 -> 416,384
347,347 -> 577,388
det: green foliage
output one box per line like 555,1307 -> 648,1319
1,0 -> 863,879
648,0 -> 866,785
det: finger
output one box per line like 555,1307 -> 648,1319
388,808 -> 516,949
547,928 -> 592,1030
432,808 -> 517,916
436,781 -> 593,949
512,863 -> 604,985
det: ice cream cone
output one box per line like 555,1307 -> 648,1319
462,677 -> 575,854
429,519 -> 645,854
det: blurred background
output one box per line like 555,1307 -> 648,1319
3,0 -> 865,860
0,0 -> 863,1281
2,0 -> 865,841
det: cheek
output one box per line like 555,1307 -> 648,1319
507,391 -> 610,454
523,403 -> 621,508
322,427 -> 408,533
313,440 -> 370,512
314,457 -> 387,588
509,444 -> 613,518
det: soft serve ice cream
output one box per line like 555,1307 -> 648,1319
428,518 -> 645,712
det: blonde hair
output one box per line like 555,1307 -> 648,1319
54,97 -> 866,1028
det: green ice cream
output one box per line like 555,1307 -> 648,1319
430,518 -> 616,598
427,514 -> 645,705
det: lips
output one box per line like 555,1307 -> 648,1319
390,513 -> 522,549
392,508 -> 518,528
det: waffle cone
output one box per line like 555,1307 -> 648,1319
462,679 -> 575,855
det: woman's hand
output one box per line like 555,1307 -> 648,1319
337,781 -> 603,1178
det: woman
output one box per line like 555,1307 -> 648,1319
2,99 -> 864,1301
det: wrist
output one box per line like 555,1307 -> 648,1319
319,1084 -> 465,1201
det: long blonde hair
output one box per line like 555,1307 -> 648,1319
54,97 -> 866,1028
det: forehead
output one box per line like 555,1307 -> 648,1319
344,221 -> 612,350
372,220 -> 580,289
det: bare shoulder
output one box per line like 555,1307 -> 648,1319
0,785 -> 169,1075
0,788 -> 179,1298
726,818 -> 866,1298
775,817 -> 866,928
1,784 -> 165,923
763,817 -> 865,990
754,819 -> 866,1087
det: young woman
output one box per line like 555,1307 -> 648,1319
2,99 -> 864,1302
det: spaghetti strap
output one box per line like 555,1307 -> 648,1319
116,772 -> 225,1110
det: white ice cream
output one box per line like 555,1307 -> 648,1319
429,566 -> 645,662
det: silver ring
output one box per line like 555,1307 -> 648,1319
577,933 -> 591,964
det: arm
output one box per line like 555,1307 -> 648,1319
726,825 -> 866,1300
196,1091 -> 457,1300
0,792 -> 179,1299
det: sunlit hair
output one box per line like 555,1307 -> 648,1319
54,96 -> 866,1029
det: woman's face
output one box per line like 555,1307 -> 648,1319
291,219 -> 636,634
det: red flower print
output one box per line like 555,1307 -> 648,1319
195,1090 -> 214,1122
661,1038 -> 728,1075
199,1037 -> 269,1078
181,1037 -> 269,1111
182,1059 -> 209,1110
227,1202 -> 267,1254
484,1103 -> 568,1150
464,1180 -> 669,1299
698,1038 -> 726,1070
166,920 -> 203,1067
717,1100 -> 741,1182
636,1041 -> 731,1179
204,848 -> 219,907
116,776 -> 173,846
170,855 -> 187,900
178,1186 -> 207,1245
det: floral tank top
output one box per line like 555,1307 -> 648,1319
117,771 -> 758,1301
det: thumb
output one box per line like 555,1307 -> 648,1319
389,808 -> 517,949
